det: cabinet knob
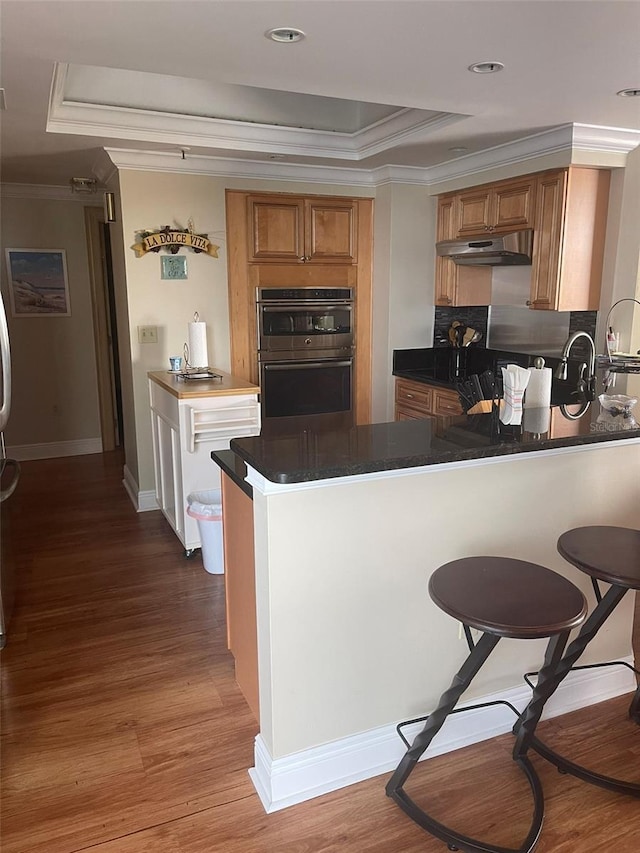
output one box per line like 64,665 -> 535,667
526,300 -> 532,306
298,256 -> 306,263
406,393 -> 414,398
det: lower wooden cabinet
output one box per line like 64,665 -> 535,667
395,377 -> 462,420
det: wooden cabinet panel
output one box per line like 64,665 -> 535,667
529,168 -> 610,312
433,388 -> 463,416
456,177 -> 535,237
435,194 -> 493,308
396,378 -> 433,412
306,199 -> 357,263
492,180 -> 535,231
247,194 -> 357,264
395,378 -> 462,420
437,195 -> 458,242
222,472 -> 259,722
248,197 -> 304,262
457,189 -> 492,236
435,258 -> 492,307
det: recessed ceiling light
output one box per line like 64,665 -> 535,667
617,88 -> 640,97
266,27 -> 305,43
448,146 -> 468,153
468,61 -> 504,74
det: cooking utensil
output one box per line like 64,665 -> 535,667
448,321 -> 464,347
462,326 -> 477,346
464,330 -> 483,347
455,324 -> 466,348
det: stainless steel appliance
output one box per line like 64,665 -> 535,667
257,287 -> 354,433
0,290 -> 19,648
436,230 -> 534,265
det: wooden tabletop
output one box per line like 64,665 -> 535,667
148,369 -> 260,400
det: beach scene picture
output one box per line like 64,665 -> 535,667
5,249 -> 71,317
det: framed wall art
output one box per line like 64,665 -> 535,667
161,254 -> 188,280
4,248 -> 71,317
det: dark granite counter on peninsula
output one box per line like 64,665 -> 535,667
229,401 -> 639,485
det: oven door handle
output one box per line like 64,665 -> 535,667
263,360 -> 352,371
260,304 -> 352,312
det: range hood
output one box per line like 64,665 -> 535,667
436,229 -> 534,266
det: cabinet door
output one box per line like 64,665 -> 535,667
432,388 -> 463,416
248,196 -> 305,262
529,170 -> 566,310
491,179 -> 536,232
457,189 -> 492,237
395,379 -> 433,415
305,199 -> 357,263
437,196 -> 458,242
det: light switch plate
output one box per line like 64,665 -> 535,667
138,325 -> 158,344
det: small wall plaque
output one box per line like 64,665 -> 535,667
161,255 -> 188,280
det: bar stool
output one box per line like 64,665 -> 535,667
515,525 -> 640,797
386,556 -> 587,853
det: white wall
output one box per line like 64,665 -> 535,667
252,441 -> 639,760
0,195 -> 102,454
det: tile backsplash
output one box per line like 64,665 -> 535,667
433,306 -> 489,347
434,304 -> 598,358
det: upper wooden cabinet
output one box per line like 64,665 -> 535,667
529,167 -> 610,311
247,195 -> 357,264
435,196 -> 491,307
456,177 -> 536,237
434,166 -> 610,311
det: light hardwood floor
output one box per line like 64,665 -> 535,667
1,452 -> 638,853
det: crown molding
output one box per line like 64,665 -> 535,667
0,183 -> 104,202
6,123 -> 639,199
104,148 -> 384,186
571,123 -> 640,154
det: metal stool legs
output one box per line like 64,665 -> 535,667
386,630 -> 571,853
514,583 -> 640,798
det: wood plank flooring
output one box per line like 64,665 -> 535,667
1,452 -> 639,852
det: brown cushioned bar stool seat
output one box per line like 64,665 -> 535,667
386,557 -> 587,853
514,526 -> 640,798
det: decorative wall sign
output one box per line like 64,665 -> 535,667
161,255 -> 188,280
131,221 -> 219,258
5,248 -> 71,317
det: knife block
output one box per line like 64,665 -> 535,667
467,400 -> 494,414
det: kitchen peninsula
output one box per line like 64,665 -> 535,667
212,369 -> 640,814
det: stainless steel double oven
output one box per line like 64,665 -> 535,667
257,287 -> 354,433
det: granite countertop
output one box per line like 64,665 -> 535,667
148,369 -> 259,399
230,399 -> 639,485
211,449 -> 252,499
225,348 -> 639,486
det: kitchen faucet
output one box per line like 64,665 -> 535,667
554,330 -> 596,400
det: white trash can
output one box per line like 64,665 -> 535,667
186,489 -> 224,574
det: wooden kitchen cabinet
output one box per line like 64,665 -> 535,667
456,176 -> 536,237
395,377 -> 462,420
247,194 -> 357,264
529,167 -> 610,311
435,195 -> 492,307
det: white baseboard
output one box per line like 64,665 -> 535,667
250,657 -> 636,814
122,465 -> 159,513
7,438 -> 103,461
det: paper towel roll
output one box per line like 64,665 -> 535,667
187,316 -> 208,368
524,365 -> 552,409
522,406 -> 551,435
